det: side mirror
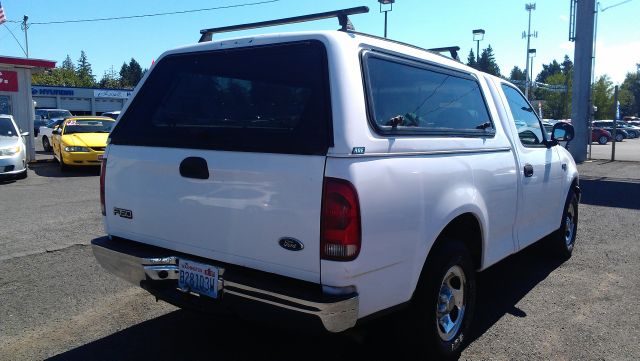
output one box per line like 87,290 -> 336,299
551,122 -> 574,142
52,129 -> 61,135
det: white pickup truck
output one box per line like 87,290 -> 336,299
91,7 -> 580,359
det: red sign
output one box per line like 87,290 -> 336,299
0,71 -> 18,92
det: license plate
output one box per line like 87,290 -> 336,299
178,258 -> 219,299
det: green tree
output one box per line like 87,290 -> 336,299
32,54 -> 80,86
477,45 -> 501,77
619,65 -> 640,117
99,66 -> 121,88
466,49 -> 477,69
509,66 -> 526,92
119,62 -> 131,87
127,58 -> 143,87
535,59 -> 562,83
76,51 -> 95,87
592,75 -> 614,120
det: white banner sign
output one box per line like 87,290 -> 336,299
94,89 -> 132,99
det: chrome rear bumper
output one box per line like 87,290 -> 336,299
91,236 -> 358,333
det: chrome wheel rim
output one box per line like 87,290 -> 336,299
435,265 -> 466,342
564,203 -> 576,248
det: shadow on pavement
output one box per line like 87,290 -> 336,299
580,178 -> 640,210
47,243 -> 564,361
467,241 -> 565,344
30,163 -> 100,178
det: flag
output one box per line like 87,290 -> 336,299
0,2 -> 6,26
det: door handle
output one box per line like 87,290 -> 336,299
523,164 -> 534,177
179,157 -> 209,179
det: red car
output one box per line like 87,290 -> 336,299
592,127 -> 612,145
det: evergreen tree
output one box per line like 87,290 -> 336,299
466,49 -> 477,69
509,66 -> 527,93
99,66 -> 121,88
76,51 -> 95,87
592,75 -> 614,120
61,55 -> 75,71
127,58 -> 143,87
535,60 -> 562,83
477,45 -> 500,77
620,67 -> 640,117
119,62 -> 131,88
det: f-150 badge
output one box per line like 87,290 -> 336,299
113,207 -> 133,219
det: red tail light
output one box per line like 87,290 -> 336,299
321,177 -> 361,261
100,157 -> 107,216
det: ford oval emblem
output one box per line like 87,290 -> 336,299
279,237 -> 304,251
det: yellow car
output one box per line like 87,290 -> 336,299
51,116 -> 114,171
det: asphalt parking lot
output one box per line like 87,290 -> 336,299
589,135 -> 640,162
1,139 -> 639,360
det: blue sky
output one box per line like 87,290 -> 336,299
1,0 -> 638,84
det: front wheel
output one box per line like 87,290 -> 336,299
407,241 -> 476,360
547,191 -> 578,259
598,136 -> 608,145
615,133 -> 624,142
58,149 -> 69,172
42,136 -> 51,151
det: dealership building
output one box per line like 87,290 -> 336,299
32,85 -> 133,116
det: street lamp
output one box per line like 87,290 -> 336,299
378,0 -> 395,38
528,48 -> 537,97
472,29 -> 485,63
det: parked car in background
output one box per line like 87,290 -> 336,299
40,118 -> 67,151
33,117 -> 47,137
51,116 -> 114,171
593,120 -> 640,142
591,128 -> 612,145
616,121 -> 640,138
35,109 -> 72,121
0,114 -> 28,180
101,111 -> 120,120
592,121 -> 629,142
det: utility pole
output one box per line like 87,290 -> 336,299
21,15 -> 29,58
570,0 -> 596,163
611,85 -> 618,161
523,3 -> 538,100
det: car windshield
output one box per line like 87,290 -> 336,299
63,119 -> 114,134
48,110 -> 72,119
0,117 -> 18,137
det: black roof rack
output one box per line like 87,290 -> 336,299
427,46 -> 461,61
199,6 -> 369,42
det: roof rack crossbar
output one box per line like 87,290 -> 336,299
198,6 -> 369,42
427,46 -> 461,61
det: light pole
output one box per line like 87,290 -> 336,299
472,29 -> 485,63
378,0 -> 395,38
528,48 -> 537,98
523,3 -> 538,100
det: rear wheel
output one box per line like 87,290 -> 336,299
615,133 -> 624,142
597,136 -> 608,145
406,240 -> 476,360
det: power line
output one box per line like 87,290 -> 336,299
29,0 -> 279,25
2,23 -> 27,56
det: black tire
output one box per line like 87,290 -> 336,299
547,191 -> 579,260
597,136 -> 608,145
42,136 -> 51,151
406,240 -> 477,360
615,133 -> 624,142
58,150 -> 69,172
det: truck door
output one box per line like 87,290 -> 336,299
498,83 -> 564,250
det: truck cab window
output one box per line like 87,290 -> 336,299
501,84 -> 545,146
